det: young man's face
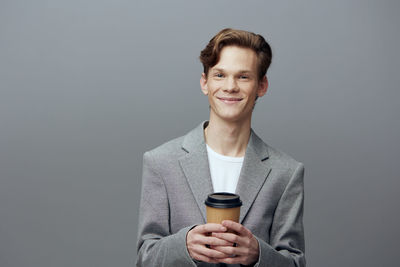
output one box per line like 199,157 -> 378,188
200,45 -> 268,124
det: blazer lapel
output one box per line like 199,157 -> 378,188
236,130 -> 271,224
178,122 -> 272,224
179,122 -> 213,223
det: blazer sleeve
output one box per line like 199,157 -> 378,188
136,151 -> 197,267
254,162 -> 306,267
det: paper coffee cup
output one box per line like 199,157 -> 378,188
205,192 -> 242,224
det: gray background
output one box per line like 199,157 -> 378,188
1,0 -> 399,266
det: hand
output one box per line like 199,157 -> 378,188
210,220 -> 260,266
186,223 -> 234,263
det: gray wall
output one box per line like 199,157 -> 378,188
1,0 -> 399,266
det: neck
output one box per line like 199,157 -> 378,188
204,115 -> 251,157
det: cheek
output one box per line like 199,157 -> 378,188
208,86 -> 219,95
242,87 -> 256,97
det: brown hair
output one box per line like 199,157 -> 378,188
200,28 -> 272,80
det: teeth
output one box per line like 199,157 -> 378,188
219,98 -> 241,101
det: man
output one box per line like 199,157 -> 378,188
137,28 -> 305,267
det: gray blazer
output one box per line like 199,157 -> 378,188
137,121 -> 305,267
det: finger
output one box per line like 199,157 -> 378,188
190,252 -> 220,264
212,244 -> 249,257
197,235 -> 234,246
221,220 -> 252,237
211,232 -> 244,246
193,223 -> 227,234
218,255 -> 247,265
193,244 -> 232,259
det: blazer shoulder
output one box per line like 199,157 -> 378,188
145,135 -> 186,161
144,121 -> 205,162
265,143 -> 303,170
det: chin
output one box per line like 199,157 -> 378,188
211,106 -> 252,122
218,113 -> 247,123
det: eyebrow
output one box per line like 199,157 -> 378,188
211,68 -> 253,74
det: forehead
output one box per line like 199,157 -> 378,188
211,45 -> 258,73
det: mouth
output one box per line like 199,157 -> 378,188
217,97 -> 243,104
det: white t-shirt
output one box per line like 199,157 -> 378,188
206,144 -> 244,193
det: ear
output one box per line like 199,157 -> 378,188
200,73 -> 209,95
257,76 -> 268,98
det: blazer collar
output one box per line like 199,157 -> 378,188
179,121 -> 271,224
179,121 -> 211,223
236,129 -> 271,223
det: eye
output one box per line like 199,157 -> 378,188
239,75 -> 249,79
215,73 -> 224,78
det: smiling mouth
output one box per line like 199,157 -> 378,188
217,97 -> 243,103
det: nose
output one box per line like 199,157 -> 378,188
223,76 -> 239,93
